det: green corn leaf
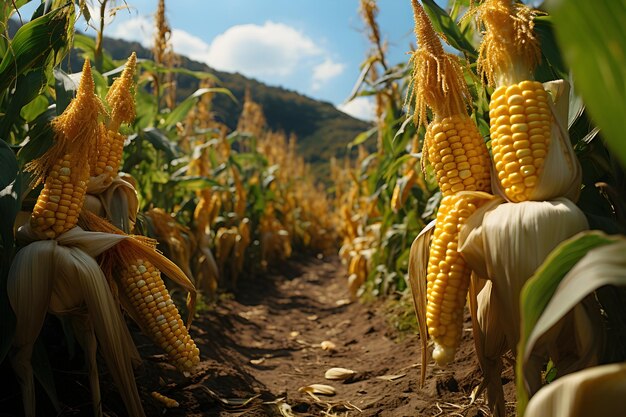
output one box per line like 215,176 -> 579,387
516,230 -> 617,413
547,0 -> 626,167
0,67 -> 46,138
137,127 -> 180,161
0,4 -> 71,94
422,0 -> 477,59
162,87 -> 236,129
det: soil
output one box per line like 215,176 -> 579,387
1,255 -> 516,416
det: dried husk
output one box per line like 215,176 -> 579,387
524,362 -> 626,417
8,225 -> 145,417
468,277 -> 507,417
407,219 -> 435,386
459,197 -> 589,352
87,174 -> 139,233
194,234 -> 219,299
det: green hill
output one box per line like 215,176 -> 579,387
102,37 -> 372,179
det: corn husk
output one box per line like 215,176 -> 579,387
524,362 -> 626,417
468,277 -> 507,417
86,174 -> 139,233
8,225 -> 144,417
145,208 -> 196,285
194,234 -> 219,299
459,197 -> 589,352
407,219 -> 435,386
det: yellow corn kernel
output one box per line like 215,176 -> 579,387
425,115 -> 491,195
120,258 -> 200,371
31,153 -> 89,238
490,80 -> 552,202
426,193 -> 481,365
151,391 -> 179,408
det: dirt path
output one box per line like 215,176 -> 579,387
2,255 -> 515,416
132,255 -> 512,416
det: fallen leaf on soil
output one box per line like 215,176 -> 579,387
320,340 -> 337,351
324,367 -> 357,380
376,373 -> 406,381
298,384 -> 336,398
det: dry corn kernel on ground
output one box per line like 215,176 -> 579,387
425,115 -> 491,196
121,258 -> 200,371
489,80 -> 552,202
30,154 -> 87,239
151,391 -> 179,408
426,194 -> 480,365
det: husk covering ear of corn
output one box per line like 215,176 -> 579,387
9,225 -> 145,417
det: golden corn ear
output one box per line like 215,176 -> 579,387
106,52 -> 137,131
120,258 -> 200,371
28,60 -> 104,239
92,128 -> 126,179
490,80 -> 552,202
426,193 -> 480,365
30,153 -> 88,238
424,115 -> 492,195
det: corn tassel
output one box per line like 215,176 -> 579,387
408,0 -> 491,195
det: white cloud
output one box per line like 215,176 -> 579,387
206,21 -> 321,77
108,18 -> 342,95
337,97 -> 376,122
109,16 -> 154,47
170,29 -> 211,63
312,58 -> 345,91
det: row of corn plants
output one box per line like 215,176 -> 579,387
0,1 -> 337,415
339,0 -> 626,415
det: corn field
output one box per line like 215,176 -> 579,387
0,0 -> 625,416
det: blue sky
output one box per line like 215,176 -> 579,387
18,0 -> 447,121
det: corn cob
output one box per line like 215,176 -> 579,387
27,60 -> 105,239
474,0 -> 548,202
425,193 -> 484,365
489,81 -> 551,201
120,256 -> 199,371
78,211 -> 200,372
407,1 -> 493,365
92,53 -> 136,182
408,1 -> 491,195
423,115 -> 492,194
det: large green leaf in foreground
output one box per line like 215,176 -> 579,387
548,0 -> 626,167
